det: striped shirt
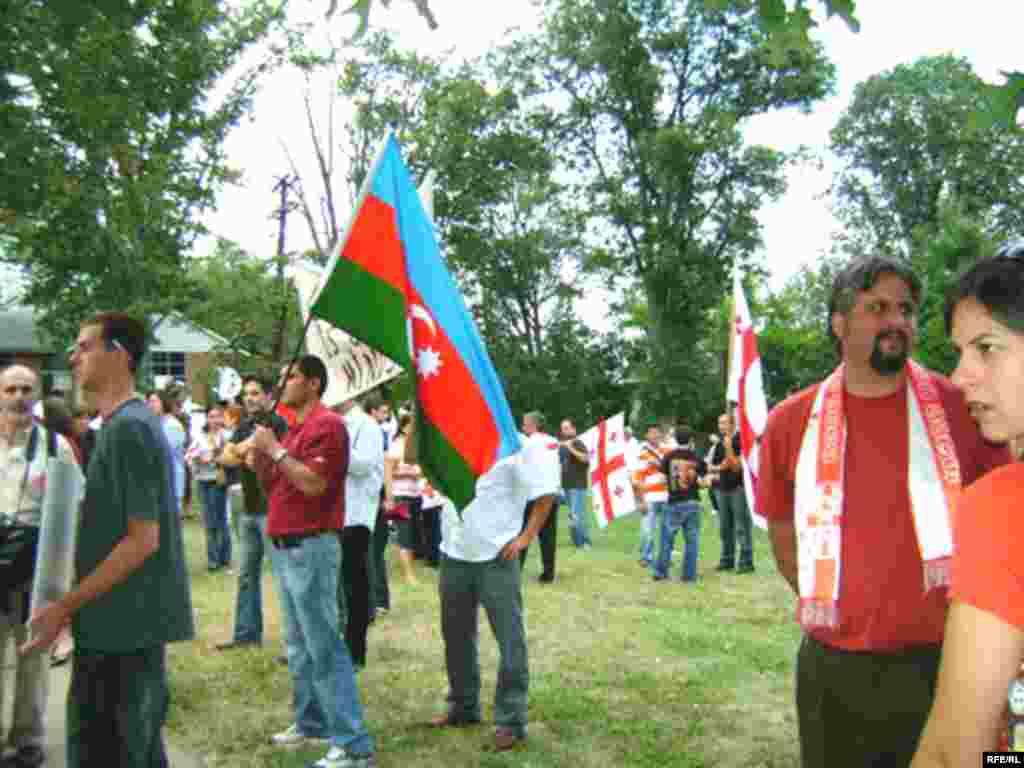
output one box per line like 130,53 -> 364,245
634,441 -> 668,503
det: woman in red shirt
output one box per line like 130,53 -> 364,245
913,244 -> 1024,766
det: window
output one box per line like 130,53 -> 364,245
150,351 -> 186,379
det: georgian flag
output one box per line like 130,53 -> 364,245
727,272 -> 769,529
580,412 -> 637,529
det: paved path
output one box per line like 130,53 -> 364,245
4,644 -> 205,767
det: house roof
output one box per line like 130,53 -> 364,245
0,308 -> 228,355
150,313 -> 230,353
0,307 -> 45,353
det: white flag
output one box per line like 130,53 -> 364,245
293,265 -> 404,408
580,412 -> 637,529
727,271 -> 769,529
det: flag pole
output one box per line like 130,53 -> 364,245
725,270 -> 736,416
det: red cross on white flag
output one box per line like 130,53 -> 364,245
581,412 -> 637,529
727,271 -> 769,529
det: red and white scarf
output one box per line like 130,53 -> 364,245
794,361 -> 961,629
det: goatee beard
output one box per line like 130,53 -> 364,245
870,332 -> 909,375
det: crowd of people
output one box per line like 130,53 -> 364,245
0,246 -> 1023,766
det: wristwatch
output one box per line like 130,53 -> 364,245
271,446 -> 288,464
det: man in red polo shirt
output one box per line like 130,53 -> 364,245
759,257 -> 1007,768
249,355 -> 376,768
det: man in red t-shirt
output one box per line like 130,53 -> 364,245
758,257 -> 1008,768
249,355 -> 376,767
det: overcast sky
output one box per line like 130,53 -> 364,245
200,0 -> 1024,299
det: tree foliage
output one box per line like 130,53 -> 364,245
757,260 -> 841,402
329,32 -> 633,427
534,0 -> 834,419
183,238 -> 304,377
0,0 -> 282,345
830,55 -> 1024,262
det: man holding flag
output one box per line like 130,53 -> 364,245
430,419 -> 558,750
307,132 -> 536,750
309,132 -> 522,510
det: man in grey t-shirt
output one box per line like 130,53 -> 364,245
24,312 -> 193,768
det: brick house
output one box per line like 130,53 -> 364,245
0,308 -> 229,406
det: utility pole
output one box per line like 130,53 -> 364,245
270,174 -> 298,364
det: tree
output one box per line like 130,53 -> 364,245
282,31 -> 445,262
0,1 -> 282,345
332,32 -> 624,419
909,203 -> 997,376
535,0 -> 835,418
757,259 -> 842,402
184,238 -> 304,376
830,55 -> 1024,262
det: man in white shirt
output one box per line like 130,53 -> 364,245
337,397 -> 385,670
430,426 -> 558,752
0,365 -> 82,768
517,412 -> 562,583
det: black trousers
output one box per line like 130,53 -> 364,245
340,526 -> 371,667
796,633 -> 941,768
68,645 -> 169,768
519,499 -> 557,580
420,506 -> 440,566
370,508 -> 390,612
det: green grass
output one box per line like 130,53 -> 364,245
165,498 -> 803,767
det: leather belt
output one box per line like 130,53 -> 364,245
271,530 -> 330,549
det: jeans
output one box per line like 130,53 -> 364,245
269,533 -> 373,755
198,480 -> 231,569
640,502 -> 665,565
565,489 -> 591,548
716,486 -> 753,569
654,501 -> 701,581
67,646 -> 169,768
440,555 -> 528,736
232,513 -> 267,644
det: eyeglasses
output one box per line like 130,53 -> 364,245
67,337 -> 125,357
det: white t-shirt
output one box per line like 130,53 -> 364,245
440,433 -> 560,563
343,406 -> 385,530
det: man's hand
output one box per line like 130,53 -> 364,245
499,534 -> 530,561
20,600 -> 70,655
250,425 -> 279,456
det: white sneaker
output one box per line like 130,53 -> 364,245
313,746 -> 377,768
270,723 -> 327,748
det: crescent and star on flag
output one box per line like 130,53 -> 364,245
407,303 -> 443,380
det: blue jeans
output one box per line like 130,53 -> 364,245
716,487 -> 754,569
198,480 -> 231,569
565,489 -> 591,548
270,533 -> 373,755
654,501 -> 701,581
640,502 -> 664,564
232,513 -> 267,644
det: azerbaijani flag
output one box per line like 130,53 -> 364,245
310,132 -> 521,509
